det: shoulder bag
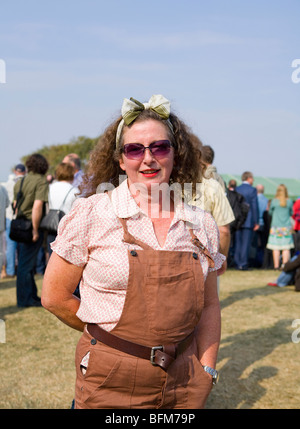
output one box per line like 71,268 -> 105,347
9,177 -> 33,243
40,186 -> 74,235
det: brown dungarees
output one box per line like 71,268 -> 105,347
75,218 -> 215,409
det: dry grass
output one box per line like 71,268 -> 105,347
0,276 -> 81,409
0,269 -> 299,409
206,269 -> 300,409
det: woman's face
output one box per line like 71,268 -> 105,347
119,119 -> 174,192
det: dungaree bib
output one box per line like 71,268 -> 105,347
75,218 -> 215,409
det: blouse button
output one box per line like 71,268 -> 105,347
130,250 -> 137,256
192,252 -> 198,260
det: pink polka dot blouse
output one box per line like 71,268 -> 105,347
51,180 -> 225,332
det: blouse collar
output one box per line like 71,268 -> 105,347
111,179 -> 203,229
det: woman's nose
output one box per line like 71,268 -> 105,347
142,147 -> 155,162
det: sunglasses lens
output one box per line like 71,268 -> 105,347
150,140 -> 172,157
123,144 -> 145,159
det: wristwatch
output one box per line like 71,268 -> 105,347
202,365 -> 219,385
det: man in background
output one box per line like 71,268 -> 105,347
2,164 -> 26,278
14,154 -> 49,307
63,153 -> 84,188
0,183 -> 9,278
190,135 -> 235,278
255,184 -> 269,267
201,144 -> 226,190
234,171 -> 259,270
226,179 -> 249,267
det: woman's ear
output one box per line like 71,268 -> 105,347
119,157 -> 126,172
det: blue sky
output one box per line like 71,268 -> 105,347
0,0 -> 299,183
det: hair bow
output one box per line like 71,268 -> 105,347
116,94 -> 173,148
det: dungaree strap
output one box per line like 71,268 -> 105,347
188,229 -> 215,268
105,191 -> 153,250
119,217 -> 215,267
118,218 -> 154,250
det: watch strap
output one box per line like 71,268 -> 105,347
202,365 -> 219,385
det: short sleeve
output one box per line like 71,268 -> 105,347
51,197 -> 94,267
202,211 -> 226,272
35,176 -> 49,201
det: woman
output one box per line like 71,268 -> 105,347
42,95 -> 223,409
266,184 -> 294,269
46,162 -> 79,256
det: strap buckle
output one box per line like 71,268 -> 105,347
150,345 -> 163,366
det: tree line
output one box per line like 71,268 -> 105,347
21,135 -> 100,176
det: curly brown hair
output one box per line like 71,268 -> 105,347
25,153 -> 49,175
79,108 -> 204,197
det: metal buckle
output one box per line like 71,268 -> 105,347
150,345 -> 163,366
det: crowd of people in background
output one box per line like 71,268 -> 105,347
0,153 -> 83,307
225,170 -> 300,291
0,143 -> 300,307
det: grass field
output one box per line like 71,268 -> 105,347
0,269 -> 299,409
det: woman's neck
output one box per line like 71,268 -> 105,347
129,181 -> 175,219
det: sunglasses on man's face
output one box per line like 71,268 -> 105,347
121,140 -> 173,160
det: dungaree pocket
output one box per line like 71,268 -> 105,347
144,268 -> 200,335
75,330 -> 135,409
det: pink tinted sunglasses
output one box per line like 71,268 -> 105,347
121,140 -> 173,160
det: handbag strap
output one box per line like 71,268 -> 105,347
13,176 -> 26,215
59,186 -> 74,210
49,185 -> 74,211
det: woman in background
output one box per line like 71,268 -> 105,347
267,184 -> 294,269
46,162 -> 79,256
